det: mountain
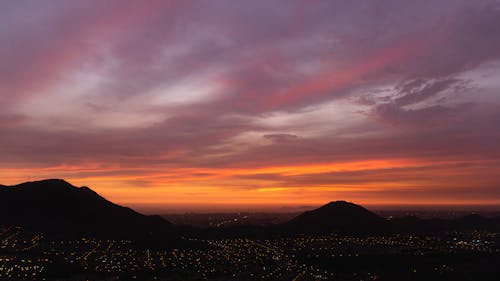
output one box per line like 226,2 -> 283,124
0,179 -> 173,242
279,201 -> 500,235
281,201 -> 388,234
2,179 -> 499,240
389,216 -> 449,234
389,214 -> 500,233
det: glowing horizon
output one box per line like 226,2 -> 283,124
1,1 -> 500,212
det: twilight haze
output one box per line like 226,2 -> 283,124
1,0 -> 500,212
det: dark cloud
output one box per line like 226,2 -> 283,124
263,134 -> 299,142
373,102 -> 475,128
394,78 -> 464,106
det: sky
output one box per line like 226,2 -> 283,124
1,0 -> 500,212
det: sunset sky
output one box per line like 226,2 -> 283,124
1,0 -> 500,212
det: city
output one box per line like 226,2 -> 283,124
2,0 -> 500,280
2,224 -> 500,280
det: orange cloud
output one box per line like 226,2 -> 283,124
3,157 -> 500,212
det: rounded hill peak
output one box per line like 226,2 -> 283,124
320,201 -> 365,211
16,179 -> 77,190
325,200 -> 355,206
284,200 -> 386,234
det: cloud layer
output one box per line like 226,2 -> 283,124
1,0 -> 500,211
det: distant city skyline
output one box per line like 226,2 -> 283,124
1,0 -> 500,211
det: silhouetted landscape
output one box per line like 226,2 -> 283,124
3,0 -> 500,280
1,179 -> 500,280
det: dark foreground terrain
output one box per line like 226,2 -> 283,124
1,180 -> 500,280
2,226 -> 500,280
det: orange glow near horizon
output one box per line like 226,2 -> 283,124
2,157 -> 500,212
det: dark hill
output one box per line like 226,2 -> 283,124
389,216 -> 450,233
282,201 -> 388,234
0,179 -> 173,241
451,214 -> 500,232
389,214 -> 500,233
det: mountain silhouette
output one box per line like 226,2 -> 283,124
0,179 -> 173,241
389,213 -> 500,233
449,214 -> 500,231
282,201 -> 388,234
2,179 -> 499,240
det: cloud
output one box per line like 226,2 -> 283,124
1,1 -> 500,206
0,114 -> 26,127
263,134 -> 299,142
397,1 -> 500,78
394,78 -> 464,106
373,102 -> 475,128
